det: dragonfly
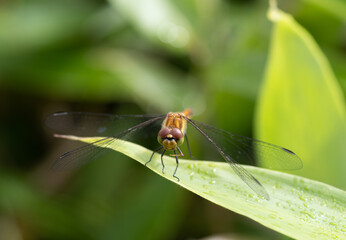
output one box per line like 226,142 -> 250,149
46,109 -> 302,200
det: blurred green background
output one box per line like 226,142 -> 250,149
0,0 -> 345,239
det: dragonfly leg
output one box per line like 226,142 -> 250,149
145,146 -> 163,166
185,134 -> 195,159
173,150 -> 180,182
161,149 -> 166,174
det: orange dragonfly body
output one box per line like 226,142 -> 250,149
159,109 -> 191,151
146,109 -> 193,180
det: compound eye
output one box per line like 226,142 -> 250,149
158,127 -> 170,139
171,128 -> 183,140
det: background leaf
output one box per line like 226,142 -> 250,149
255,9 -> 346,189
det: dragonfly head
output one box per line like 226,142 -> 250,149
157,127 -> 184,150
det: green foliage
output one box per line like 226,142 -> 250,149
109,0 -> 193,49
57,135 -> 346,240
256,9 -> 346,189
0,0 -> 345,239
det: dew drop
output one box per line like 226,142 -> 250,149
187,163 -> 195,169
269,214 -> 277,219
299,195 -> 307,201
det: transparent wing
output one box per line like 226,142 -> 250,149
186,119 -> 302,169
51,136 -> 116,170
45,112 -> 164,137
186,118 -> 302,200
46,113 -> 165,170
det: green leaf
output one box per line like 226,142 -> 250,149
55,135 -> 346,240
255,9 -> 346,189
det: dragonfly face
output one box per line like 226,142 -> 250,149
157,127 -> 184,150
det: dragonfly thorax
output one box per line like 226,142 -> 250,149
157,127 -> 184,150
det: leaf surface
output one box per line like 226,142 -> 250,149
56,135 -> 346,240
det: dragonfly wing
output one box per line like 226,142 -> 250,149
185,118 -> 269,199
51,137 -> 116,170
228,159 -> 270,200
186,118 -> 302,200
186,119 -> 302,170
45,112 -> 164,137
50,115 -> 165,171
